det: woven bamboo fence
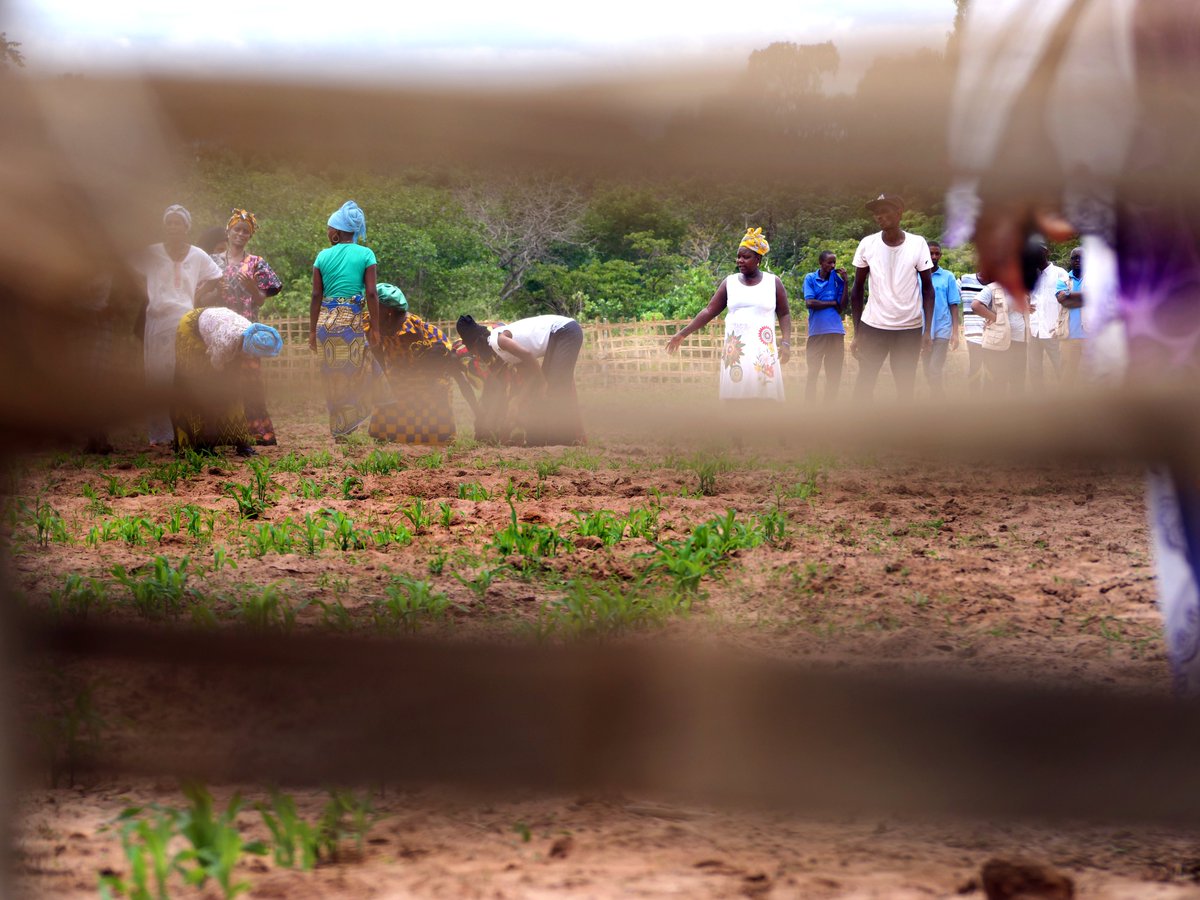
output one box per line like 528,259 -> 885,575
260,317 -> 823,388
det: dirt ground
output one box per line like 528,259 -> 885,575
9,389 -> 1198,899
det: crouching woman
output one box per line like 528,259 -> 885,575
172,307 -> 283,455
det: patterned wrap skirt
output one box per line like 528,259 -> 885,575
171,309 -> 251,451
316,296 -> 376,437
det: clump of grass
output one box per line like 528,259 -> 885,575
110,555 -> 193,619
314,598 -> 354,631
244,519 -> 298,557
400,498 -> 432,532
453,564 -> 508,599
538,578 -> 687,636
643,509 -> 769,596
414,451 -> 444,470
165,504 -> 215,541
49,574 -> 109,620
99,783 -> 267,900
490,502 -> 572,562
224,459 -> 277,519
235,583 -> 299,632
457,482 -> 490,501
352,450 -> 406,476
26,498 -> 72,547
372,575 -> 452,633
86,515 -> 164,548
339,475 -> 364,499
294,477 -> 328,499
323,509 -> 368,551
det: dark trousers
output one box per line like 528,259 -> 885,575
983,341 -> 1027,395
853,322 -> 923,402
922,337 -> 950,398
529,320 -> 585,445
1027,336 -> 1061,388
805,333 -> 845,402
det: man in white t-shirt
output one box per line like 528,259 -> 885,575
1026,239 -> 1069,389
849,194 -> 935,401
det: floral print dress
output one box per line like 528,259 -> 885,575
719,273 -> 785,402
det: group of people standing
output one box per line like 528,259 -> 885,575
129,200 -> 586,456
667,194 -> 1088,404
131,204 -> 284,457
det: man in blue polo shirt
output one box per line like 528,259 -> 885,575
802,250 -> 847,402
1055,246 -> 1085,386
922,241 -> 961,399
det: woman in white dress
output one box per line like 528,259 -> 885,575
666,227 -> 791,402
132,205 -> 222,445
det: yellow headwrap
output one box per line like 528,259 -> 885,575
739,227 -> 769,257
227,208 -> 259,235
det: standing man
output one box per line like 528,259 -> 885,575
1056,246 -> 1086,386
1025,239 -> 1069,389
850,193 -> 935,402
923,241 -> 962,398
958,271 -> 988,394
802,250 -> 847,403
132,205 -> 222,446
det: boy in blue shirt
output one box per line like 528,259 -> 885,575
922,240 -> 962,399
802,250 -> 847,402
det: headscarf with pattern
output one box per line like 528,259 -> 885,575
227,208 -> 258,235
738,227 -> 769,257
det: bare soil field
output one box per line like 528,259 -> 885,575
10,391 -> 1196,899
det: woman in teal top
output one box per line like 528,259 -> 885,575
310,200 -> 379,437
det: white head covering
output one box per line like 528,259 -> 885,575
198,307 -> 253,370
162,204 -> 192,229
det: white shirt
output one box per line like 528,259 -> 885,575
488,314 -> 574,364
1028,264 -> 1068,339
959,274 -> 987,344
852,232 -> 933,331
132,243 -> 221,382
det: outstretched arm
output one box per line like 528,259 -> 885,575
666,281 -> 729,354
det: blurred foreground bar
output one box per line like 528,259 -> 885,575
30,619 -> 1200,824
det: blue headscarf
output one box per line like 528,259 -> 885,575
242,323 -> 283,358
327,200 -> 367,244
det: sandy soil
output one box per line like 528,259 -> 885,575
9,393 -> 1196,899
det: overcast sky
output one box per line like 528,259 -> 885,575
4,1 -> 956,86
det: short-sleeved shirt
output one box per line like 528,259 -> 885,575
977,284 -> 1026,342
959,274 -> 987,344
1055,272 -> 1085,339
802,269 -> 846,337
851,232 -> 933,331
928,267 -> 962,341
1028,263 -> 1068,339
314,243 -> 377,299
488,315 -> 575,364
